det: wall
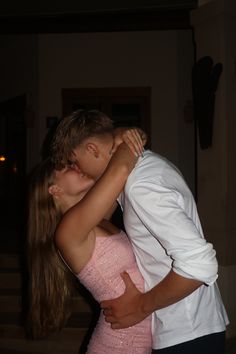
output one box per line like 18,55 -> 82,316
191,0 -> 236,338
0,34 -> 39,169
37,30 -> 195,189
0,31 -> 194,185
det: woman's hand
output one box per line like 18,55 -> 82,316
111,127 -> 147,157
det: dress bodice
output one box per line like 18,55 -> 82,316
77,231 -> 145,301
75,231 -> 152,353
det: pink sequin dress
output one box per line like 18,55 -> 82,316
76,231 -> 152,353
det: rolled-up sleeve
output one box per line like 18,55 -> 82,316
128,180 -> 218,285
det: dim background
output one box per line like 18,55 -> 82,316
0,1 -> 235,353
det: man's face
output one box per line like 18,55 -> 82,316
72,136 -> 114,180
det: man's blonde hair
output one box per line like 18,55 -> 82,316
50,109 -> 114,169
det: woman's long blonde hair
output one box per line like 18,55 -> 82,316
27,158 -> 73,338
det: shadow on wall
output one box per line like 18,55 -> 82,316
192,56 -> 223,150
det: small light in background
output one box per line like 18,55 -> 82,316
13,162 -> 18,174
0,155 -> 6,162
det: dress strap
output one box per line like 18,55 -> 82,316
57,250 -> 77,276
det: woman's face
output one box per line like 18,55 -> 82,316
54,165 -> 95,199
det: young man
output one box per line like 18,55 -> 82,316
51,109 -> 229,354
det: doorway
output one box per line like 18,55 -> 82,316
0,95 -> 27,252
62,87 -> 151,147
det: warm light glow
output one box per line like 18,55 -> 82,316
0,155 -> 6,162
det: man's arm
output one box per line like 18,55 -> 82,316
101,180 -> 217,329
101,270 -> 202,329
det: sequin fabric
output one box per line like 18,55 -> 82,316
77,231 -> 152,353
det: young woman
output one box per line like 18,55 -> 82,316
27,131 -> 152,353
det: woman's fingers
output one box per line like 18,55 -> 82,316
123,129 -> 144,156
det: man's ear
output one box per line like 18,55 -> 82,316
48,185 -> 63,197
85,142 -> 99,158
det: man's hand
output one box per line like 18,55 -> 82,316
100,271 -> 149,329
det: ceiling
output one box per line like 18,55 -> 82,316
0,1 -> 198,34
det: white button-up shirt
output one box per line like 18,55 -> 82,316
118,150 -> 229,349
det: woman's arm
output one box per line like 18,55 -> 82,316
55,142 -> 137,247
103,127 -> 147,220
